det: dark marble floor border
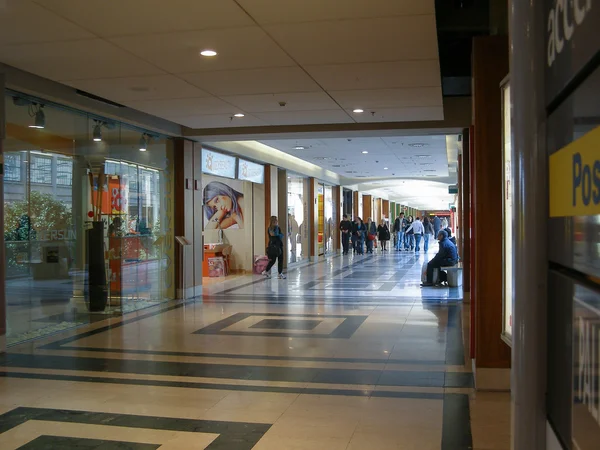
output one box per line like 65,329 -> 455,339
441,304 -> 472,450
18,435 -> 159,450
442,393 -> 473,449
0,371 -> 448,400
0,406 -> 270,450
193,312 -> 368,339
0,353 -> 474,388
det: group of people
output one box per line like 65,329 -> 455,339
393,213 -> 450,253
339,215 -> 391,255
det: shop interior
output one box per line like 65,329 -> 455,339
3,92 -> 175,345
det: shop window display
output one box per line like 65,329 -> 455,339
3,93 -> 175,346
287,175 -> 309,265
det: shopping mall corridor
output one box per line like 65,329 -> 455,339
0,251 -> 509,449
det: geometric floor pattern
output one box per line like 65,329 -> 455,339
0,250 -> 509,449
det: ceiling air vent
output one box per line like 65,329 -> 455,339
76,90 -> 125,108
408,143 -> 429,148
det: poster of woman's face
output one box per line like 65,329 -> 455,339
203,177 -> 245,230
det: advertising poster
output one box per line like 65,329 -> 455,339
238,159 -> 264,184
202,149 -> 236,179
202,175 -> 245,230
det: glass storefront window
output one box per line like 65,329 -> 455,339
3,92 -> 175,346
287,175 -> 309,265
324,185 -> 333,254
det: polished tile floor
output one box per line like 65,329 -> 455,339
0,250 -> 510,449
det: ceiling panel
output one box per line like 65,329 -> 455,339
238,0 -> 434,24
264,16 -> 438,65
351,107 -> 444,123
36,0 -> 253,37
0,39 -> 164,80
305,60 -> 441,91
123,97 -> 236,117
254,110 -> 353,126
221,92 -> 341,113
331,87 -> 442,110
179,67 -> 321,96
110,27 -> 295,74
63,75 -> 210,102
166,114 -> 268,128
0,0 -> 93,44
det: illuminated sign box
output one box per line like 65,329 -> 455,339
237,158 -> 264,184
202,149 -> 236,179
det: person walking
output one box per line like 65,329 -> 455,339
366,217 -> 377,254
377,221 -> 390,252
355,217 -> 366,255
433,215 -> 442,237
441,217 -> 449,230
262,216 -> 286,279
340,214 -> 352,255
405,215 -> 415,250
405,216 -> 424,252
394,213 -> 406,251
423,216 -> 434,252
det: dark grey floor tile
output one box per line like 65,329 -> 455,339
17,436 -> 159,450
378,371 -> 445,387
250,319 -> 322,330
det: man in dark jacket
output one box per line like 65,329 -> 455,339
433,215 -> 442,237
421,230 -> 459,287
340,215 -> 352,255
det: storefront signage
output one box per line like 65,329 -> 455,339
573,291 -> 600,450
237,158 -> 264,184
38,229 -> 76,241
549,125 -> 600,217
545,0 -> 598,104
202,149 -> 236,179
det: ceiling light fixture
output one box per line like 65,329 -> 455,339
362,151 -> 368,154
92,123 -> 103,142
353,108 -> 364,113
200,49 -> 217,57
29,107 -> 45,129
139,134 -> 148,152
234,113 -> 245,118
409,143 -> 429,148
384,167 -> 389,170
294,146 -> 305,150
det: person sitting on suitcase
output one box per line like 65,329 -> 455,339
421,230 -> 459,287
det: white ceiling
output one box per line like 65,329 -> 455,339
0,0 -> 442,129
257,135 -> 453,179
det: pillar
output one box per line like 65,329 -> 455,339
510,0 -> 547,448
277,169 -> 288,268
353,191 -> 359,219
362,195 -> 372,220
461,129 -> 471,294
471,36 -> 511,389
0,72 -> 5,353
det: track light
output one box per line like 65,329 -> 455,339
139,134 -> 148,152
93,123 -> 102,142
29,108 -> 45,129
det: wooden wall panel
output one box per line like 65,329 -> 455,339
382,200 -> 390,221
333,186 -> 341,252
472,36 -> 510,369
362,195 -> 372,221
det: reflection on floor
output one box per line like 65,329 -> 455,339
0,251 -> 510,449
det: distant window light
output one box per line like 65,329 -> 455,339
56,158 -> 73,186
30,155 -> 52,184
4,153 -> 22,182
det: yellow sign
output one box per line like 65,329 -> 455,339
550,125 -> 600,218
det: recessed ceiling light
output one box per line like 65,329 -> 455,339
362,151 -> 368,154
409,143 -> 429,148
353,109 -> 364,113
200,49 -> 217,57
294,146 -> 305,150
234,113 -> 245,118
384,167 -> 389,170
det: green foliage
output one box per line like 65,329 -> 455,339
4,191 -> 72,239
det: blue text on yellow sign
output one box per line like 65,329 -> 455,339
550,125 -> 600,218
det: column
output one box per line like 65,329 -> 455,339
192,143 -> 203,297
362,195 -> 372,220
510,0 -> 547,448
174,139 -> 195,299
461,129 -> 471,296
353,191 -> 359,219
471,36 -> 511,389
0,72 -> 5,353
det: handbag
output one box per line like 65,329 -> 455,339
367,233 -> 376,241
